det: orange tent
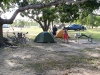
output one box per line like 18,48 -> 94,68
56,30 -> 64,38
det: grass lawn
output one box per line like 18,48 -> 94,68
3,26 -> 43,39
3,27 -> 100,40
67,28 -> 100,40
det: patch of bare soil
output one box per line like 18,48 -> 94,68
0,39 -> 100,75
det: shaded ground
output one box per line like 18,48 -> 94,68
0,39 -> 100,75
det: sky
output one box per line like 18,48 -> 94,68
1,7 -> 29,21
0,5 -> 36,24
1,11 -> 25,20
94,8 -> 100,15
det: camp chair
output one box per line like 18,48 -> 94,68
74,32 -> 81,42
75,33 -> 93,43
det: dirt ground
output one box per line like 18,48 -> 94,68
0,39 -> 100,75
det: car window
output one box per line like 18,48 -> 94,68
69,25 -> 73,27
70,24 -> 81,27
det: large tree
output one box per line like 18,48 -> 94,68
0,0 -> 100,47
20,6 -> 58,31
19,1 -> 80,31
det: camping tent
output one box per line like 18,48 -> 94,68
34,31 -> 55,43
56,30 -> 64,38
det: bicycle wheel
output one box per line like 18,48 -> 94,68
24,38 -> 30,44
12,37 -> 18,43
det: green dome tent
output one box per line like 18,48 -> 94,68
34,31 -> 55,43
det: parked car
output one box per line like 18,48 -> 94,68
66,24 -> 86,31
3,24 -> 10,28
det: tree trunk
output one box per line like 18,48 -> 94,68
42,25 -> 50,31
44,22 -> 50,31
0,24 -> 5,47
52,21 -> 53,31
39,20 -> 50,31
90,14 -> 94,29
43,25 -> 49,31
92,25 -> 93,28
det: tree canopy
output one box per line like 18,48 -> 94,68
0,0 -> 100,24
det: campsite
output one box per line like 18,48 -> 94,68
1,27 -> 100,75
1,0 -> 100,75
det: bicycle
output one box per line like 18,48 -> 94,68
7,31 -> 30,44
21,32 -> 30,44
15,32 -> 30,44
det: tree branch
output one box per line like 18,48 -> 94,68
4,0 -> 87,24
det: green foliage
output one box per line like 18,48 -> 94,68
80,0 -> 100,12
58,3 -> 79,23
0,0 -> 20,12
2,0 -> 20,3
42,7 -> 57,22
18,0 -> 28,7
74,14 -> 100,27
80,10 -> 88,19
2,0 -> 8,4
74,0 -> 100,25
